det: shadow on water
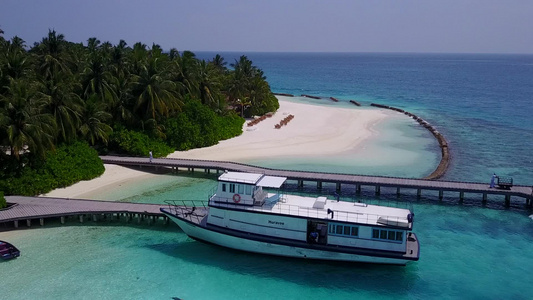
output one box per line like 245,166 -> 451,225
145,238 -> 420,296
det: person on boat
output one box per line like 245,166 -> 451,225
309,231 -> 319,243
490,173 -> 497,188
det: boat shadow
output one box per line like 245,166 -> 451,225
146,238 -> 420,294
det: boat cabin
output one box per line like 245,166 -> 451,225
212,172 -> 287,206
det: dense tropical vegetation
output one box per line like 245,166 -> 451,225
0,29 -> 279,196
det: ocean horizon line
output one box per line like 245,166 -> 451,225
191,50 -> 533,56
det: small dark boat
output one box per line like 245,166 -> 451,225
0,240 -> 20,260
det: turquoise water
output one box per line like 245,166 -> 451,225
2,53 -> 533,299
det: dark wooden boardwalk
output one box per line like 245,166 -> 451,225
101,156 -> 533,206
0,196 -> 167,228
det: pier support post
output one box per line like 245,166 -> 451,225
26,219 -> 31,227
417,189 -> 422,198
61,216 -> 65,224
14,220 -> 18,228
138,214 -> 142,224
396,187 -> 401,197
92,214 -> 97,222
459,192 -> 464,201
317,181 -> 322,189
336,183 -> 341,192
165,216 -> 170,225
298,180 -> 304,188
505,195 -> 511,207
375,185 -> 381,196
40,218 -> 44,226
482,193 -> 487,203
356,184 -> 361,194
439,190 -> 444,200
79,215 -> 84,223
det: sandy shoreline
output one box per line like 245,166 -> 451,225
43,96 -> 389,199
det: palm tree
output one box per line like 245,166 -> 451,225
0,79 -> 55,159
169,50 -> 197,96
109,70 -> 134,126
196,60 -> 220,107
210,54 -> 227,73
132,56 -> 182,120
40,74 -> 83,143
130,42 -> 148,75
111,40 -> 129,76
86,37 -> 100,53
78,94 -> 112,145
82,52 -> 116,103
0,37 -> 31,95
34,30 -> 72,81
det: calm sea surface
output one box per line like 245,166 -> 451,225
1,53 -> 532,299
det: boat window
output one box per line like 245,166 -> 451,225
222,184 -> 226,192
245,185 -> 252,195
372,228 -> 404,243
328,223 -> 359,238
238,184 -> 244,194
343,226 -> 350,235
230,184 -> 235,193
351,227 -> 358,236
396,232 -> 403,241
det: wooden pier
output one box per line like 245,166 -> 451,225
101,156 -> 533,207
0,196 -> 169,228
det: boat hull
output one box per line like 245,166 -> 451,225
0,241 -> 20,260
165,213 -> 411,265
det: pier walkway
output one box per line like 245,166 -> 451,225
101,156 -> 533,206
0,196 -> 167,228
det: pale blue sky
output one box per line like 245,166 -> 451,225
1,0 -> 532,53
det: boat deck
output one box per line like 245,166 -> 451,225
211,194 -> 413,228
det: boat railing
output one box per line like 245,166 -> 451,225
164,200 -> 209,224
208,198 -> 412,228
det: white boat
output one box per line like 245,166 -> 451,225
161,172 -> 420,265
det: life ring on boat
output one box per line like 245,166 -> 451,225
233,194 -> 241,203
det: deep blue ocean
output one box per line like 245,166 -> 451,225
1,53 -> 532,299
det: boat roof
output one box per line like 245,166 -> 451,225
218,172 -> 287,188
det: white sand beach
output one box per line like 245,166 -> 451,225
43,97 -> 389,199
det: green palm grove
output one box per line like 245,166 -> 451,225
0,29 -> 279,199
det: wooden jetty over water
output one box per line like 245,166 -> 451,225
0,196 -> 168,228
101,156 -> 533,207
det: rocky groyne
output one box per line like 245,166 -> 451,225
301,94 -> 322,99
